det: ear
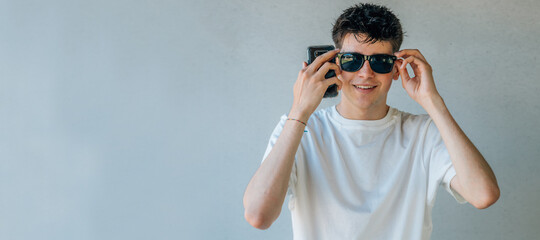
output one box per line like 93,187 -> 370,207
392,66 -> 400,80
392,59 -> 402,80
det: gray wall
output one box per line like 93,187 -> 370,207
1,0 -> 539,239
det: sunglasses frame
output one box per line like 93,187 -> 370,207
336,52 -> 397,74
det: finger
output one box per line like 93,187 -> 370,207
310,49 -> 340,71
315,62 -> 341,81
394,49 -> 426,62
321,65 -> 343,90
323,76 -> 342,91
400,56 -> 430,74
394,49 -> 427,62
330,72 -> 344,91
303,61 -> 308,68
323,74 -> 343,90
337,74 -> 343,90
397,60 -> 412,82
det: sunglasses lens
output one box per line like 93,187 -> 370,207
370,55 -> 395,73
339,53 -> 395,73
340,54 -> 363,72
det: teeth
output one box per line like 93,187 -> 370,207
354,85 -> 375,89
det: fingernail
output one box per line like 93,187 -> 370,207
337,75 -> 343,80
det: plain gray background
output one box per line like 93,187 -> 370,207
1,0 -> 539,239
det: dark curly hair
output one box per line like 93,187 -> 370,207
332,3 -> 404,53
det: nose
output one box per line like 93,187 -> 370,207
356,60 -> 375,79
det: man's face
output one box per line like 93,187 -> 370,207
337,33 -> 400,112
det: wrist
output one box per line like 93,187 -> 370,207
288,108 -> 311,123
422,94 -> 447,116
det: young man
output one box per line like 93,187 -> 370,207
243,3 -> 499,239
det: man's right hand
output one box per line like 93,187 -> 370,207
290,49 -> 343,121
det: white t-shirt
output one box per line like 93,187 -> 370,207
261,105 -> 467,240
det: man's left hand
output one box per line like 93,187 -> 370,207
394,49 -> 441,109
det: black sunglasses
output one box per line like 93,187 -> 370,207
337,53 -> 397,74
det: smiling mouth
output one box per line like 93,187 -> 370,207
353,85 -> 377,90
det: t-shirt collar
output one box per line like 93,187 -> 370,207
329,105 -> 398,130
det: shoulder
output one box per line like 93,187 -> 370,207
396,109 -> 444,144
306,106 -> 335,127
310,106 -> 334,120
397,109 -> 431,126
393,108 -> 436,137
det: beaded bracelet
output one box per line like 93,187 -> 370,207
287,118 -> 306,126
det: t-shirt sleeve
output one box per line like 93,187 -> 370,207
424,118 -> 467,204
261,114 -> 298,204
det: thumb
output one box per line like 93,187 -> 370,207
337,74 -> 343,90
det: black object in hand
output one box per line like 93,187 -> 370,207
307,45 -> 338,98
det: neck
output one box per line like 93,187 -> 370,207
336,102 -> 390,120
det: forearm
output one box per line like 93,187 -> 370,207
243,110 -> 308,229
423,96 -> 499,206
